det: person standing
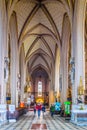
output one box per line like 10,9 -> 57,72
42,104 -> 45,117
50,104 -> 55,117
34,103 -> 37,116
36,103 -> 42,118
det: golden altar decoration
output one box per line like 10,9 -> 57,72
27,86 -> 31,93
78,76 -> 84,95
36,97 -> 44,103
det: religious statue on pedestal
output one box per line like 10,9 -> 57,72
4,57 -> 9,82
77,76 -> 84,104
69,57 -> 75,84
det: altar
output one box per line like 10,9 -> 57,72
71,104 -> 87,126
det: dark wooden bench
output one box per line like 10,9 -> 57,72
7,107 -> 28,120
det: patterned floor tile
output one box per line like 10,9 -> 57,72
1,111 -> 87,130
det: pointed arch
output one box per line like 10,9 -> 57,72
25,35 -> 54,61
18,4 -> 40,43
19,23 -> 61,50
41,4 -> 61,45
26,48 -> 51,62
30,64 -> 50,78
29,53 -> 50,71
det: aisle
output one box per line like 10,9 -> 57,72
30,111 -> 47,130
1,111 -> 87,130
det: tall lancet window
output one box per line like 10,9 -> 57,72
38,81 -> 42,96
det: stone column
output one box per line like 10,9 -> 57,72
59,49 -> 63,104
49,80 -> 54,105
71,0 -> 86,103
49,65 -> 55,105
55,48 -> 60,101
61,15 -> 71,103
20,46 -> 25,102
0,0 -> 7,104
52,63 -> 55,103
10,12 -> 19,106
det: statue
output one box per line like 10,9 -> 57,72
77,96 -> 82,104
4,57 -> 9,82
69,57 -> 75,84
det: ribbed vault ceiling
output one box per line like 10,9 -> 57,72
8,0 -> 74,75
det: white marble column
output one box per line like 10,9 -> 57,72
71,0 -> 86,103
10,12 -> 19,106
0,0 -> 7,104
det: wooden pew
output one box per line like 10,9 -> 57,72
7,107 -> 28,120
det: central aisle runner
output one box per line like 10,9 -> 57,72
30,111 -> 47,130
31,124 -> 47,129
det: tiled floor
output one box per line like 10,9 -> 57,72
1,111 -> 87,130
